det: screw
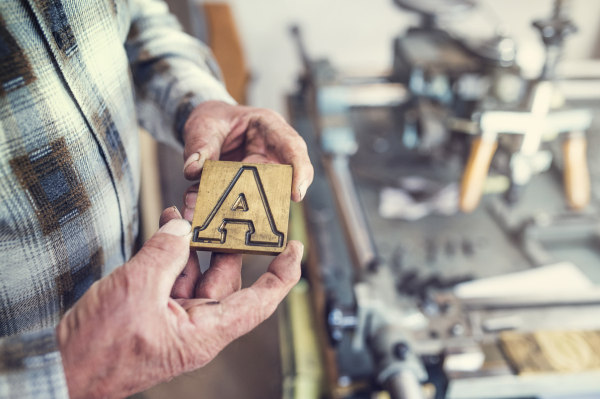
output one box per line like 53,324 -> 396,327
393,342 -> 410,360
328,308 -> 343,326
331,329 -> 343,342
338,376 -> 351,387
450,323 -> 465,336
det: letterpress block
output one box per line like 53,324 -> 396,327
190,160 -> 293,255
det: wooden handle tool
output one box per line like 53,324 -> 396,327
460,136 -> 498,213
563,132 -> 591,210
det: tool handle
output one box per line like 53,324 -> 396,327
563,133 -> 591,210
460,137 -> 498,213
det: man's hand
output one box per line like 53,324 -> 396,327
56,209 -> 303,399
181,101 -> 314,221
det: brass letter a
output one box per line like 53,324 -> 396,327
193,166 -> 283,247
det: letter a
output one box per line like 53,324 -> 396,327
193,166 -> 284,247
231,193 -> 249,211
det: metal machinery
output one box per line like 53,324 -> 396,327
285,1 -> 600,398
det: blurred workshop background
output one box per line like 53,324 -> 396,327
134,1 -> 600,399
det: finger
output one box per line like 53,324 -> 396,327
277,135 -> 313,202
194,252 -> 243,300
183,102 -> 314,200
126,218 -> 193,298
182,102 -> 232,181
170,251 -> 202,299
183,183 -> 200,222
158,206 -> 203,299
159,206 -> 182,227
244,115 -> 314,202
189,241 -> 303,339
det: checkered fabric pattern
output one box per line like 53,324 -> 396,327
0,0 -> 234,397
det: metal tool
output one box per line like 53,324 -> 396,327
291,25 -> 390,274
287,2 -> 600,398
505,0 -> 576,204
459,0 -> 593,212
458,106 -> 593,212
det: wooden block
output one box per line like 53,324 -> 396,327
500,330 -> 600,374
190,160 -> 292,255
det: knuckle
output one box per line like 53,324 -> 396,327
262,274 -> 283,290
144,234 -> 184,255
282,142 -> 300,158
110,266 -> 139,300
190,112 -> 211,127
138,237 -> 187,272
286,137 -> 308,156
199,284 -> 220,300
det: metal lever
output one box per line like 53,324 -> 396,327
459,135 -> 498,213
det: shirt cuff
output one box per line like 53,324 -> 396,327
173,88 -> 237,145
135,70 -> 237,151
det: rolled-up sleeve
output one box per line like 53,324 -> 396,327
126,0 -> 236,149
0,328 -> 69,399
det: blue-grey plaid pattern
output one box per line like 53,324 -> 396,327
0,328 -> 69,399
0,0 -> 234,397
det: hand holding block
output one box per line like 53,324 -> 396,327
190,160 -> 293,255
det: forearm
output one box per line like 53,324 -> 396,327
126,0 -> 235,149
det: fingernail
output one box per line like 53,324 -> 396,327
293,240 -> 304,252
183,151 -> 208,174
185,192 -> 198,208
183,152 -> 199,173
159,219 -> 192,236
197,151 -> 208,170
298,180 -> 309,201
183,207 -> 194,222
171,206 -> 182,218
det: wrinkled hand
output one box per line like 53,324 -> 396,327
56,208 -> 303,399
181,101 -> 314,221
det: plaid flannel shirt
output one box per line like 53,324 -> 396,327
0,0 -> 234,397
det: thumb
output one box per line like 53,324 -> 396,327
182,101 -> 245,181
182,114 -> 229,180
127,219 -> 193,297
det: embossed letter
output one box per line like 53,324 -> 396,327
193,166 -> 284,247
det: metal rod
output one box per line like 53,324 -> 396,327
439,290 -> 600,310
323,154 -> 377,275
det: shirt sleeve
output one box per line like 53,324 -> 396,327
125,0 -> 236,150
0,328 -> 69,399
